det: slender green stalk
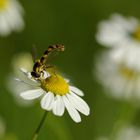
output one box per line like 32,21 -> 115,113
32,111 -> 48,140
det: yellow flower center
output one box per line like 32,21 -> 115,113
133,26 -> 140,41
0,0 -> 8,10
119,65 -> 139,80
41,74 -> 69,95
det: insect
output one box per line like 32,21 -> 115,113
31,44 -> 65,78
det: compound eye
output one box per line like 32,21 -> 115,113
31,71 -> 40,78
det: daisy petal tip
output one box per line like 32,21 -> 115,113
82,109 -> 90,116
20,89 -> 43,100
85,106 -> 90,116
41,106 -> 52,111
41,101 -> 52,111
52,111 -> 63,117
70,86 -> 84,96
52,106 -> 65,116
85,110 -> 90,116
74,118 -> 81,123
20,93 -> 30,100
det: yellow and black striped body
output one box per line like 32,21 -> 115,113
31,44 -> 64,78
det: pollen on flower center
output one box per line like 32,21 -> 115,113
119,65 -> 139,80
0,0 -> 8,10
132,26 -> 140,41
41,74 -> 69,95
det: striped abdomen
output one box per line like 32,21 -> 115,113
31,44 -> 64,78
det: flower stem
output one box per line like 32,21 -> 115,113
32,111 -> 48,140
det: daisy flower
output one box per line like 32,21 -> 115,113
96,126 -> 140,140
18,67 -> 90,123
110,45 -> 140,71
96,13 -> 140,48
94,50 -> 140,100
0,0 -> 24,36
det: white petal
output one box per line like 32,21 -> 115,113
20,68 -> 37,83
64,78 -> 70,83
20,88 -> 44,100
70,86 -> 84,96
52,95 -> 65,116
41,92 -> 54,111
4,0 -> 24,32
67,93 -> 90,116
20,68 -> 32,78
62,96 -> 81,123
0,14 -> 11,36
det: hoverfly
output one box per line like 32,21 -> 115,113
31,44 -> 64,78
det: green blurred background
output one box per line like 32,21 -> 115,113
1,0 -> 140,139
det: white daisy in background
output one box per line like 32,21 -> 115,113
6,52 -> 34,106
96,13 -> 140,48
17,67 -> 90,123
94,50 -> 140,100
0,0 -> 24,36
110,45 -> 140,71
96,126 -> 140,140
